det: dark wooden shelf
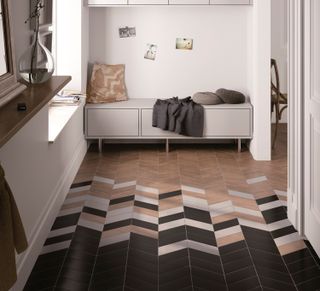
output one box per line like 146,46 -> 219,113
0,76 -> 71,148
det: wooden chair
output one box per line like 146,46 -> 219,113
271,58 -> 288,148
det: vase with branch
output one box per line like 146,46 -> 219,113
18,0 -> 54,84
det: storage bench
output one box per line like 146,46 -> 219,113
85,98 -> 253,152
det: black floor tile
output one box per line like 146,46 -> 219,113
296,276 -> 320,291
287,256 -> 319,274
103,219 -> 132,231
159,212 -> 184,224
271,226 -> 297,239
225,266 -> 257,285
159,266 -> 191,285
130,233 -> 158,255
71,181 -> 92,188
192,273 -> 228,291
160,256 -> 189,273
126,265 -> 158,285
259,276 -> 297,291
90,274 -> 125,290
134,200 -> 158,211
191,265 -> 226,285
219,240 -> 247,256
213,219 -> 239,231
186,225 -> 216,246
56,277 -> 90,291
291,266 -> 320,285
24,274 -> 58,291
125,274 -> 158,291
44,233 -> 74,246
98,240 -> 129,255
223,255 -> 254,274
190,256 -> 224,275
59,267 -> 92,284
159,190 -> 182,200
159,275 -> 192,291
221,248 -> 251,264
184,206 -> 212,224
82,206 -> 107,217
189,249 -> 221,265
109,195 -> 134,205
283,248 -> 312,264
159,226 -> 187,247
132,218 -> 158,231
255,265 -> 294,285
256,195 -> 279,205
262,207 -> 288,224
305,240 -> 320,268
51,213 -> 81,230
228,276 -> 260,291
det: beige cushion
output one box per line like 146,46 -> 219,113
192,92 -> 223,105
87,64 -> 128,104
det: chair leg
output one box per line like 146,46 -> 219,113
272,103 -> 280,149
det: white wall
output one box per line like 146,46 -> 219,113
56,0 -> 89,92
271,0 -> 288,123
10,0 -> 32,74
249,0 -> 271,160
0,105 -> 87,291
89,6 -> 252,99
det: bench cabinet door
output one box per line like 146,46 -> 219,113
141,109 -> 180,137
86,109 -> 139,137
210,0 -> 252,4
129,0 -> 168,4
204,109 -> 251,137
88,0 -> 127,6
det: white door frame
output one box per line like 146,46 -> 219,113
287,0 -> 304,234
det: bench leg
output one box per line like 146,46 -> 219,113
238,139 -> 241,153
98,139 -> 103,153
166,139 -> 169,153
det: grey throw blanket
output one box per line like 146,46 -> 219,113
152,97 -> 204,137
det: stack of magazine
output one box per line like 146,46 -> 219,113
50,90 -> 86,107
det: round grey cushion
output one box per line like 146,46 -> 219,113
192,92 -> 223,105
215,88 -> 246,104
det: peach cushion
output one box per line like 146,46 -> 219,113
87,64 -> 128,103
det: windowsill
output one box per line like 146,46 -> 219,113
48,98 -> 84,143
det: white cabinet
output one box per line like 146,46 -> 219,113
204,108 -> 251,137
169,0 -> 209,5
87,0 -> 252,6
128,0 -> 168,4
141,109 -> 180,137
88,0 -> 127,6
86,108 -> 139,137
210,0 -> 252,4
85,99 -> 253,142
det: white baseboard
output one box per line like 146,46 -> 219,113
12,138 -> 87,291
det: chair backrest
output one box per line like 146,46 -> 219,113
271,58 -> 280,95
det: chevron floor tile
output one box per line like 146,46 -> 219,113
24,125 -> 320,291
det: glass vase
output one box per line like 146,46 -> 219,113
18,32 -> 54,84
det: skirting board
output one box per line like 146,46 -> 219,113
11,138 -> 87,291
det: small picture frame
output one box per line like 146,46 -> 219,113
144,44 -> 157,61
176,38 -> 193,50
119,26 -> 136,38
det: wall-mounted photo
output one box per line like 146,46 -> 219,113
119,26 -> 136,38
144,44 -> 157,61
176,38 -> 193,50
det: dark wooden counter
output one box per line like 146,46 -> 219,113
0,76 -> 71,148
